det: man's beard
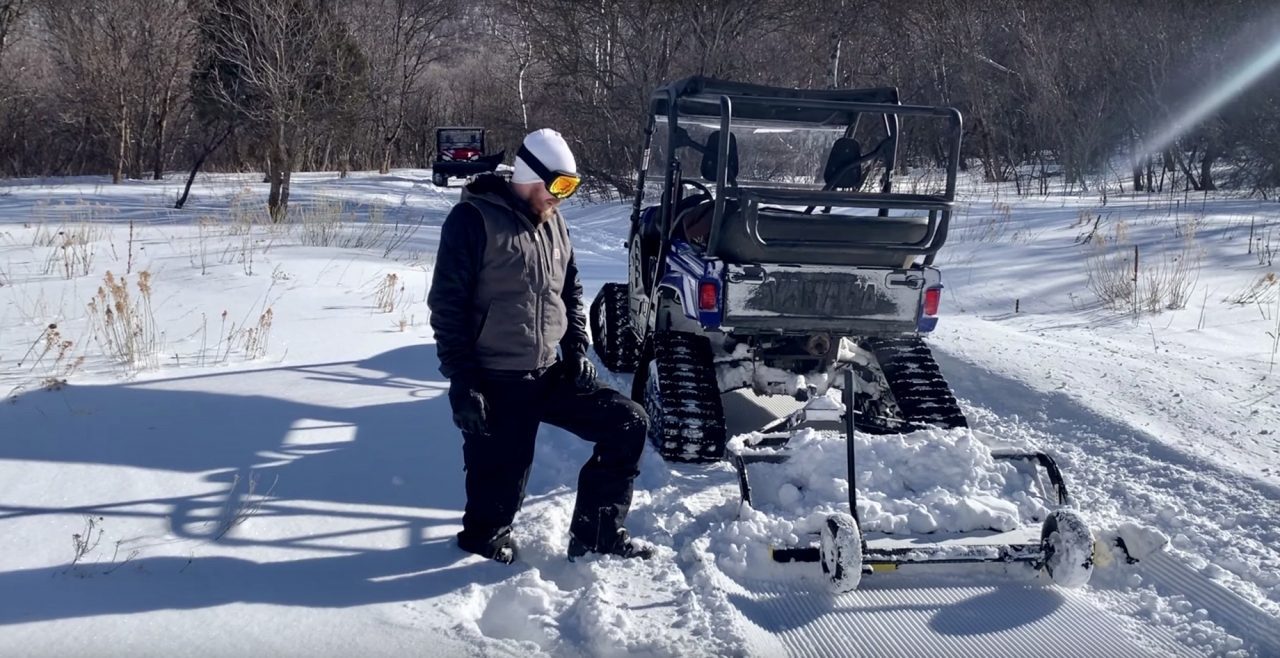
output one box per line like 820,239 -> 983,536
531,198 -> 557,223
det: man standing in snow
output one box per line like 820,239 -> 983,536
428,128 -> 653,565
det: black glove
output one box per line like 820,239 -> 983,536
566,354 -> 597,390
448,373 -> 488,434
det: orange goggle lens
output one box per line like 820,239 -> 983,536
547,174 -> 580,199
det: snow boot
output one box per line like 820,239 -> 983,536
567,528 -> 654,561
457,529 -> 519,565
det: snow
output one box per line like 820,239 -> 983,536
728,425 -> 1047,537
2,170 -> 1278,656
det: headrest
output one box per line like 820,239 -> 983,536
700,130 -> 739,185
823,137 -> 864,189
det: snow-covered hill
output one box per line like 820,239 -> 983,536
0,171 -> 1276,657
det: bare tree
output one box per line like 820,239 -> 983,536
344,0 -> 456,174
43,0 -> 145,184
133,1 -> 196,180
483,0 -> 537,132
196,0 -> 364,220
0,0 -> 27,58
518,0 -> 696,193
6,0 -> 1280,195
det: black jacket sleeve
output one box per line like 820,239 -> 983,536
559,242 -> 590,361
428,203 -> 486,379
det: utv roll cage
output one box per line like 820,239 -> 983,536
631,76 -> 963,272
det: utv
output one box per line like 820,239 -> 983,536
430,127 -> 504,187
591,76 -> 968,462
589,76 -> 1098,592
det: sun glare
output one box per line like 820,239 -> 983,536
1141,31 -> 1280,155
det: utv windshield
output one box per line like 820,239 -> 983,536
645,112 -> 893,192
438,128 -> 484,149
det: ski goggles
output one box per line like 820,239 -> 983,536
517,145 -> 580,199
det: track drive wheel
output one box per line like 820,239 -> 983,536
589,282 -> 639,373
432,172 -> 447,187
641,331 -> 726,463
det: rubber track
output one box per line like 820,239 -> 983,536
647,331 -> 726,462
592,282 -> 639,373
868,336 -> 968,429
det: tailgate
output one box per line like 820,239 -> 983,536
722,263 -> 938,332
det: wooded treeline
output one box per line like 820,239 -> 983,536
1,0 -> 1278,217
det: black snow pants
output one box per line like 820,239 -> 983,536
457,361 -> 648,550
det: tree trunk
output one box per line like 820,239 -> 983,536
380,141 -> 393,175
280,166 -> 292,219
129,114 -> 146,180
113,109 -> 128,184
267,152 -> 281,220
267,126 -> 285,222
517,57 -> 531,132
1200,146 -> 1218,191
268,124 -> 293,223
978,123 -> 998,182
152,91 -> 172,180
129,98 -> 151,180
1130,135 -> 1144,191
1174,148 -> 1202,191
827,32 -> 841,88
176,125 -> 232,209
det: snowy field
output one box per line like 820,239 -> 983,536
0,170 -> 1277,657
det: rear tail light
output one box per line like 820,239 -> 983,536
923,287 -> 941,316
698,281 -> 718,311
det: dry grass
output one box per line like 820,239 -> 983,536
1225,272 -> 1278,306
372,272 -> 403,313
1084,244 -> 1137,310
224,189 -> 269,235
85,270 -> 161,375
394,312 -> 415,332
1270,294 -> 1280,374
240,307 -> 274,360
295,197 -> 347,247
38,223 -> 100,279
292,199 -> 421,258
63,515 -> 139,577
1256,226 -> 1276,267
213,471 -> 277,540
1141,247 -> 1200,312
7,323 -> 85,398
963,201 -> 1014,243
68,515 -> 104,569
1084,223 -> 1201,314
189,305 -> 276,366
192,216 -> 219,275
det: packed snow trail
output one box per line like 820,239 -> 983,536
652,390 -> 1197,658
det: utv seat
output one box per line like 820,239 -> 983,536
714,205 -> 929,267
677,131 -> 930,268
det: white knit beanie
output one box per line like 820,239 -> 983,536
512,128 -> 576,184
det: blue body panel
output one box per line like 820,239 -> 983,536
660,239 -> 725,329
